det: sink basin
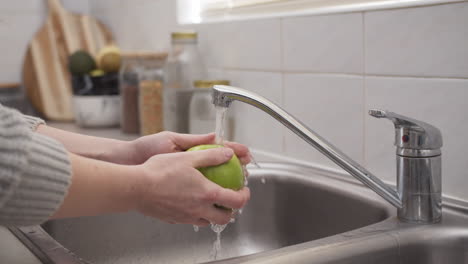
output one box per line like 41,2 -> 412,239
36,163 -> 392,264
208,195 -> 468,264
10,162 -> 468,264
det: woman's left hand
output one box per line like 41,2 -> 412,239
128,131 -> 251,165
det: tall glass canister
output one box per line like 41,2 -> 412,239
163,31 -> 207,133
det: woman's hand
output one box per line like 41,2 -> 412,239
129,132 -> 252,165
135,146 -> 250,226
36,125 -> 251,166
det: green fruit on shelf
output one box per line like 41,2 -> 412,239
187,144 -> 244,191
69,50 -> 97,75
97,45 -> 121,72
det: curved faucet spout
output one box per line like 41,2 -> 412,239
212,85 -> 403,209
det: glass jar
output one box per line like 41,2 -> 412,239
163,31 -> 207,133
138,53 -> 168,135
189,80 -> 233,139
119,54 -> 143,134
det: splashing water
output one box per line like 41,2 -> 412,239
210,223 -> 228,260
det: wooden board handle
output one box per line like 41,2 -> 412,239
46,0 -> 80,54
47,0 -> 63,14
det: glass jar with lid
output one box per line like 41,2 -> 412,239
189,80 -> 233,139
163,31 -> 207,133
138,52 -> 168,135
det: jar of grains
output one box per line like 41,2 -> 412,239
138,53 -> 168,135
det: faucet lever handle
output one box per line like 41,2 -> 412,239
369,109 -> 442,157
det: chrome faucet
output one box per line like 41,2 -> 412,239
212,85 -> 442,224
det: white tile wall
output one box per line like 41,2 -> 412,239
282,13 -> 364,74
225,70 -> 284,153
90,0 -> 180,52
365,2 -> 468,78
88,0 -> 468,201
195,19 -> 282,70
283,73 -> 364,169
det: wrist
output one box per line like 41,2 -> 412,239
101,139 -> 136,165
128,138 -> 150,165
118,164 -> 142,212
126,164 -> 151,212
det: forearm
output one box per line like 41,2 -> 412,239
52,153 -> 140,219
36,124 -> 136,164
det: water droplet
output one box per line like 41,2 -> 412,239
261,178 -> 266,184
193,225 -> 199,232
242,165 -> 249,186
250,154 -> 261,168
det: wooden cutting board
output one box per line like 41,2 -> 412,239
23,0 -> 114,121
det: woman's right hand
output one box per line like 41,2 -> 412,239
134,147 -> 250,226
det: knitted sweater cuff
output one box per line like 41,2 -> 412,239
0,133 -> 72,226
22,115 -> 46,131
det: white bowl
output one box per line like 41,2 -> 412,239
73,95 -> 120,127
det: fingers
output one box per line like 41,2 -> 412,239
213,187 -> 250,210
174,133 -> 216,150
223,141 -> 251,165
203,207 -> 233,225
187,147 -> 234,168
194,218 -> 210,227
201,187 -> 250,225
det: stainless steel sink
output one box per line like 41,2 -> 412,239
11,163 -> 468,264
217,206 -> 468,264
12,163 -> 392,264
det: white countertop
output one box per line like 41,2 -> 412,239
0,226 -> 42,264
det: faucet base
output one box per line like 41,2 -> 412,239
397,155 -> 442,224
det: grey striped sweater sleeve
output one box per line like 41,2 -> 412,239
0,105 -> 71,226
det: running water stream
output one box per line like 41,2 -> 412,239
210,106 -> 230,260
194,105 -> 262,260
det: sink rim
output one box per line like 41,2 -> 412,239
9,162 -> 468,264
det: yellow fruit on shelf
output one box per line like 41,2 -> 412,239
97,45 -> 121,72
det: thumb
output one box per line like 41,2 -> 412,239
184,147 -> 234,168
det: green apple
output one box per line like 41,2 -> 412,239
187,144 -> 244,190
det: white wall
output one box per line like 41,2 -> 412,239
94,1 -> 468,201
89,0 -> 180,52
0,0 -> 90,83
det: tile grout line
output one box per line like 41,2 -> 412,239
279,17 -> 287,154
362,11 -> 368,168
219,67 -> 468,81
